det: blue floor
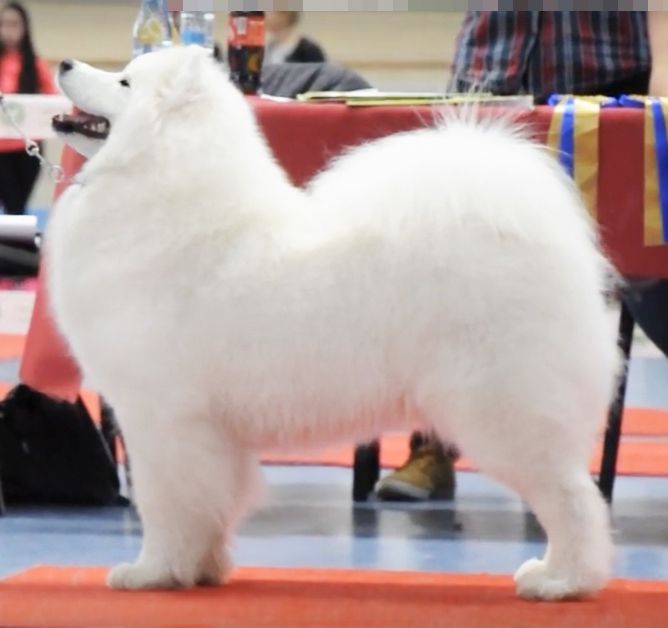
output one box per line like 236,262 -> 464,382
0,328 -> 667,582
2,467 -> 668,581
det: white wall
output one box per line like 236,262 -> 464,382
26,3 -> 463,69
20,2 -> 465,207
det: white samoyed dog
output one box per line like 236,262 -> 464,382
48,46 -> 618,600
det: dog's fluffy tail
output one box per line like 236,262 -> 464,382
433,89 -> 535,142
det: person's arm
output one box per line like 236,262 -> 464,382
649,11 -> 668,95
289,38 -> 326,63
303,38 -> 326,63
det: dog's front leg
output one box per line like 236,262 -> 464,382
106,411 -> 262,590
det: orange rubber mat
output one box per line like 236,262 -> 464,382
263,433 -> 668,477
1,566 -> 667,627
0,334 -> 25,360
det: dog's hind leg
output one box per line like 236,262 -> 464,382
426,391 -> 612,601
509,468 -> 612,600
107,410 -> 262,590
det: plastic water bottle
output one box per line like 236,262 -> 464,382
132,0 -> 173,58
180,11 -> 215,55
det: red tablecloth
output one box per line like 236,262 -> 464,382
19,101 -> 668,400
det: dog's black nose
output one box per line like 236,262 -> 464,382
59,59 -> 74,74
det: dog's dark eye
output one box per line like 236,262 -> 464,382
119,78 -> 130,87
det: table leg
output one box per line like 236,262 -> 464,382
598,301 -> 635,502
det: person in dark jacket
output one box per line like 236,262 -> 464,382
261,62 -> 369,98
265,11 -> 325,65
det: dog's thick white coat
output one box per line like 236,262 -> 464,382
48,47 -> 618,600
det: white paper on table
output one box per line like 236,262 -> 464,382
0,94 -> 72,140
259,94 -> 294,103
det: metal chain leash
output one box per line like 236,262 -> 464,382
0,90 -> 72,184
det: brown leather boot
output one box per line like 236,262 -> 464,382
375,443 -> 457,501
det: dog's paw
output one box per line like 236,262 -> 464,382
196,549 -> 234,587
514,558 -> 599,601
107,562 -> 179,590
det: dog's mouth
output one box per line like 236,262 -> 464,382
52,112 -> 111,140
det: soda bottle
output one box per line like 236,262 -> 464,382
227,11 -> 265,94
132,0 -> 173,58
180,11 -> 215,55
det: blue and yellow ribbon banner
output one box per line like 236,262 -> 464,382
621,96 -> 668,246
547,95 -> 616,219
548,94 -> 668,246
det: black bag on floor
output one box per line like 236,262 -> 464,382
0,384 -> 124,506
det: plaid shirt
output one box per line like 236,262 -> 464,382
450,11 -> 650,99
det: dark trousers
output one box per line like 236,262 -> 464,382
535,70 -> 651,104
0,150 -> 40,215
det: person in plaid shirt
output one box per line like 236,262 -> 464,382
375,10 -> 668,502
450,11 -> 651,101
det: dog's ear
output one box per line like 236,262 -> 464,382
158,46 -> 209,113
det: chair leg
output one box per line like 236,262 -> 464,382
598,301 -> 635,503
99,399 -> 133,498
0,476 -> 5,516
353,440 -> 380,502
99,398 -> 119,465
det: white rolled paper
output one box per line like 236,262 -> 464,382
0,215 -> 38,242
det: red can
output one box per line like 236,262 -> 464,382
228,11 -> 265,95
